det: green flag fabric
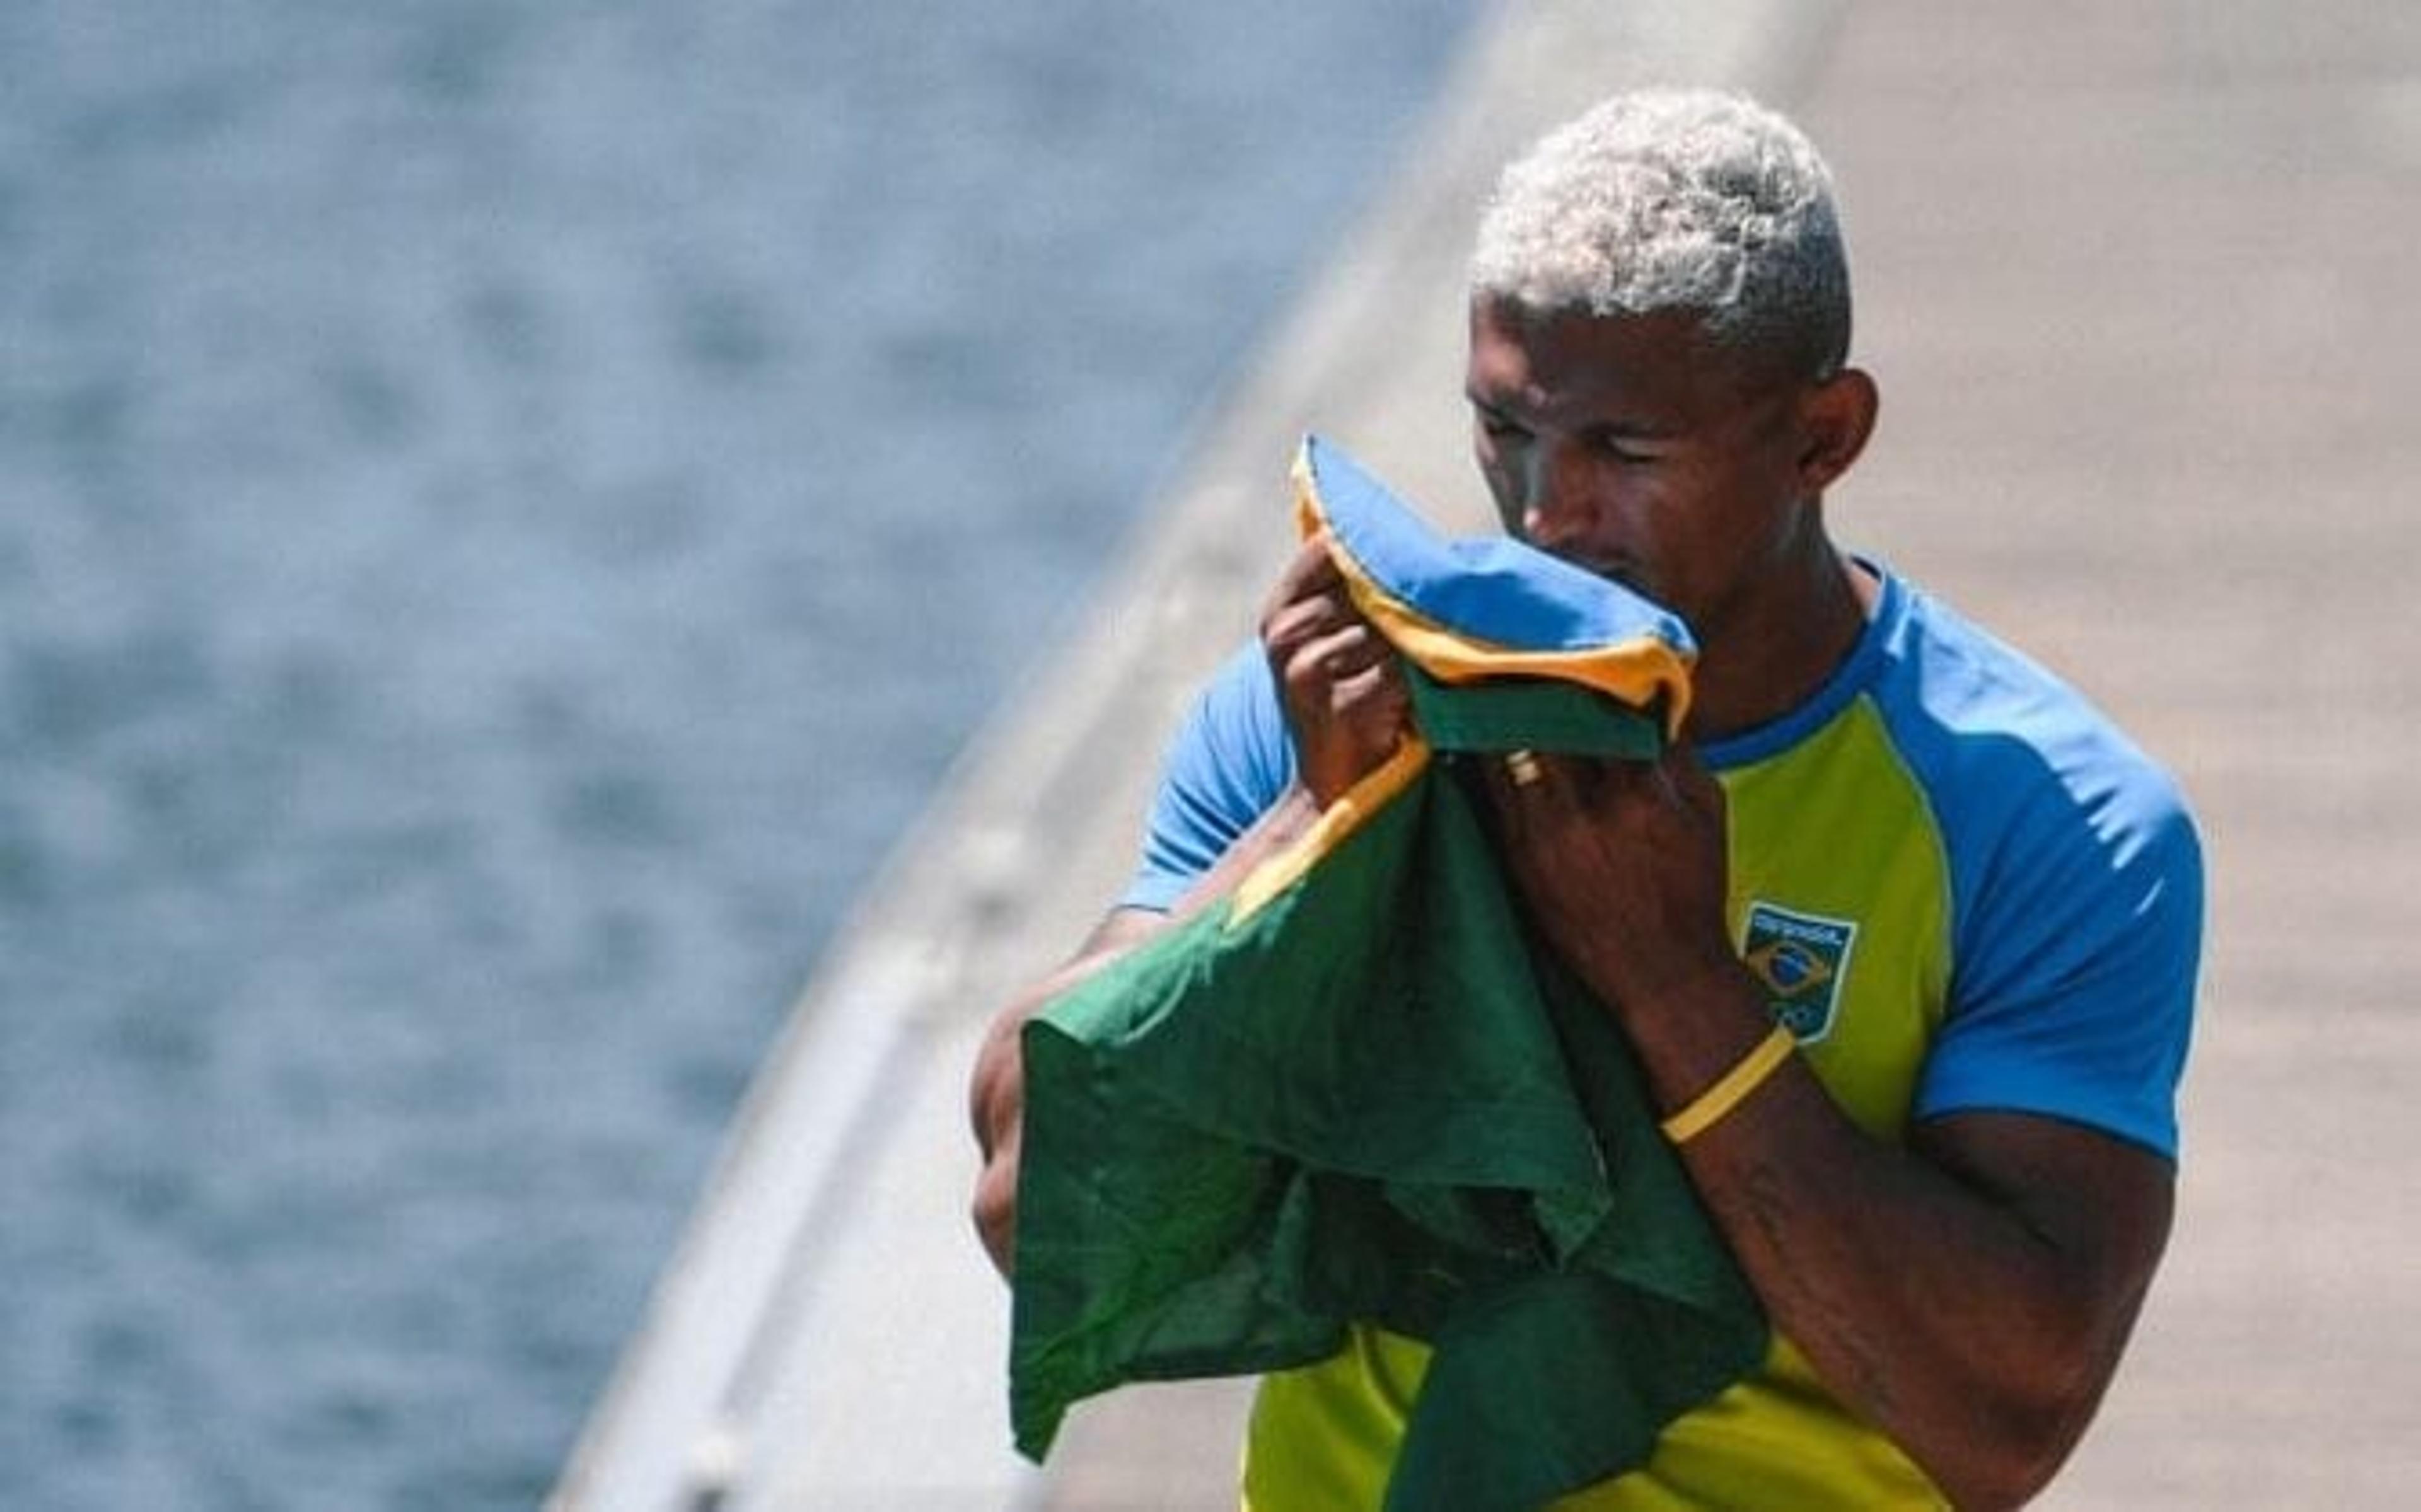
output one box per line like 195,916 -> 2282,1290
1006,437 -> 1768,1509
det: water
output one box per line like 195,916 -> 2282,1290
0,3 -> 1479,1507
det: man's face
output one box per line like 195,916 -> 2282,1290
1465,297 -> 1816,643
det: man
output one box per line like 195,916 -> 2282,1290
972,88 -> 2201,1509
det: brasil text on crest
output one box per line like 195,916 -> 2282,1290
1741,901 -> 1858,1044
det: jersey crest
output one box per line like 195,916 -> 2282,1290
1741,901 -> 1858,1044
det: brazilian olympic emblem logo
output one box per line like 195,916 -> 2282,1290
1741,901 -> 1858,1044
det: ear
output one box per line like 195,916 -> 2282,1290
1796,367 -> 1879,495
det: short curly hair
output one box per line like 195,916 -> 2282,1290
1470,88 -> 1852,381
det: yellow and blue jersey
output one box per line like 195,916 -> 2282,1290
1121,528 -> 2202,1507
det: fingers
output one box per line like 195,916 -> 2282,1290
1260,534 -> 1347,635
1486,746 -> 1682,834
1262,534 -> 1410,804
1270,531 -> 1345,597
1292,620 -> 1390,686
1261,535 -> 1359,654
1485,747 -> 1580,829
1262,534 -> 1402,720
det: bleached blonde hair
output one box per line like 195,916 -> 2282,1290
1471,88 -> 1852,381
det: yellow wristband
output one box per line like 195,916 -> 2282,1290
1660,1025 -> 1797,1145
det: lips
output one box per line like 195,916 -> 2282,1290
1572,553 -> 1648,594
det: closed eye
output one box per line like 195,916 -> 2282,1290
1470,400 -> 1529,442
1579,423 -> 1669,464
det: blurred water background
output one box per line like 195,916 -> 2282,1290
0,4 -> 1478,1506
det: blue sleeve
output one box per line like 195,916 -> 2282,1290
1912,722 -> 2205,1160
1118,642 -> 1296,913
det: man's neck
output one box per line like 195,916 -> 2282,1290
1684,548 -> 1874,745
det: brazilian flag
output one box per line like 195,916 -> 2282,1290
1008,436 -> 1767,1511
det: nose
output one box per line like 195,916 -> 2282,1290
1515,436 -> 1601,556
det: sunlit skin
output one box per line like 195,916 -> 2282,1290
972,298 -> 2176,1510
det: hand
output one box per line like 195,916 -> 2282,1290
1483,741 -> 1741,1017
1260,534 -> 1410,806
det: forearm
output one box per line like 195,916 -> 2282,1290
968,784 -> 1327,1276
1618,966 -> 2165,1507
1483,746 -> 2170,1503
969,930 -> 1134,1275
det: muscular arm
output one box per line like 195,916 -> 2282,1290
968,782 -> 1339,1277
1634,970 -> 2169,1508
969,904 -> 1166,1278
1488,747 -> 2173,1509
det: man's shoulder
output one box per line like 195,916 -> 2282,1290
1119,643 -> 1296,913
1866,575 -> 2202,966
1872,576 -> 2190,829
1876,577 -> 2203,1155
